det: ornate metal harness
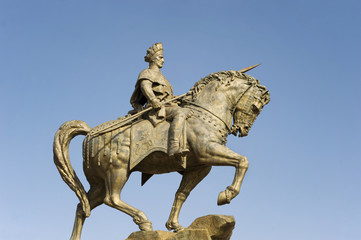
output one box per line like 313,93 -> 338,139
183,100 -> 230,144
182,83 -> 255,144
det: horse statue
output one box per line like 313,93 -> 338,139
53,69 -> 270,240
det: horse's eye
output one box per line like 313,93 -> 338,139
252,104 -> 260,114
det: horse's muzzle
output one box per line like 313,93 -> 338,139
239,125 -> 250,137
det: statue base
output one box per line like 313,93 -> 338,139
126,215 -> 235,240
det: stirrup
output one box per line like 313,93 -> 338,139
178,148 -> 189,156
169,148 -> 189,158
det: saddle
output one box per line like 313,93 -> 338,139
129,119 -> 169,170
129,119 -> 187,170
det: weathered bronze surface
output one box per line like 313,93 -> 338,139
53,43 -> 270,239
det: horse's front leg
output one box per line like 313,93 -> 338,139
166,166 -> 211,232
198,142 -> 249,205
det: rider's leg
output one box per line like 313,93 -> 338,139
166,107 -> 189,157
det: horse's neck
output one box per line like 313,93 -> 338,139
192,82 -> 234,128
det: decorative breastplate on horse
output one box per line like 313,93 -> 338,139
184,103 -> 230,145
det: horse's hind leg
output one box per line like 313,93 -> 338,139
166,166 -> 211,232
103,166 -> 153,231
70,184 -> 105,240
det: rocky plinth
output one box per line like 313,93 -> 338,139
126,215 -> 235,240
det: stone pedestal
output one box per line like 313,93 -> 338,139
126,215 -> 235,240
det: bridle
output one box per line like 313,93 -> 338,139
230,83 -> 254,116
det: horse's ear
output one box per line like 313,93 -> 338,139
238,63 -> 261,73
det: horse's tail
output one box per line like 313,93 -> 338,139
53,120 -> 92,217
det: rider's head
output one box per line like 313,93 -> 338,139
145,42 -> 164,68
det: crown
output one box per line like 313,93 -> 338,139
144,42 -> 163,63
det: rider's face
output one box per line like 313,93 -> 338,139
154,55 -> 164,68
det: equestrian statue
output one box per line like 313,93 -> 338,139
53,43 -> 270,240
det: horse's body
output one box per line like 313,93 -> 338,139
53,70 -> 270,240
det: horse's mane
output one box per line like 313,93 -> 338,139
185,70 -> 261,101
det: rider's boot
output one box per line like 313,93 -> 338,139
168,109 -> 189,167
168,139 -> 189,157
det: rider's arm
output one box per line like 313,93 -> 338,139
140,80 -> 161,109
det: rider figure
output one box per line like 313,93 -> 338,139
130,42 -> 189,158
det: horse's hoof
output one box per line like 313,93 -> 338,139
217,189 -> 231,205
139,220 -> 153,231
166,221 -> 184,232
173,225 -> 185,232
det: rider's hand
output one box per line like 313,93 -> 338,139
150,98 -> 162,109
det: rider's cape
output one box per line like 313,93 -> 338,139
130,68 -> 173,109
130,68 -> 175,126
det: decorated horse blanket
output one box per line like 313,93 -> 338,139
129,120 -> 170,170
88,116 -> 186,171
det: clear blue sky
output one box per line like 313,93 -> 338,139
1,1 -> 360,239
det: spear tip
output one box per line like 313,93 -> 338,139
238,63 -> 261,73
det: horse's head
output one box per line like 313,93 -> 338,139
184,70 -> 270,137
231,83 -> 270,137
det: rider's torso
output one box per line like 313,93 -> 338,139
138,68 -> 173,102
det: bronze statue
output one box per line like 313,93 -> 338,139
53,43 -> 270,240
